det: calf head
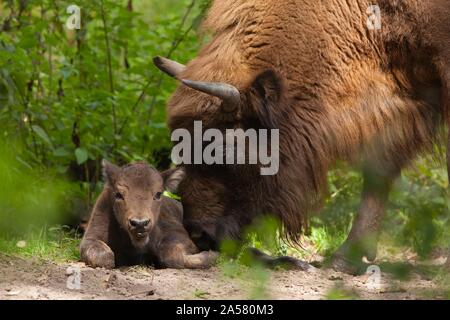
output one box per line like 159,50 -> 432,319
102,160 -> 184,250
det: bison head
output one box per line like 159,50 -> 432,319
154,57 -> 285,250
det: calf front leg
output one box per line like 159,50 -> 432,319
80,239 -> 115,269
80,191 -> 115,269
331,166 -> 398,274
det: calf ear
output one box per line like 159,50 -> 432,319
248,70 -> 283,128
161,167 -> 186,193
102,159 -> 120,186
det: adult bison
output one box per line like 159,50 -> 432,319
154,0 -> 450,273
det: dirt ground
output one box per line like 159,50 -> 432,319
0,252 -> 448,300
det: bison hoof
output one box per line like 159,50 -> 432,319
82,241 -> 115,269
328,239 -> 378,275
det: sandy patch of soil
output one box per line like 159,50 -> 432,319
0,253 -> 446,300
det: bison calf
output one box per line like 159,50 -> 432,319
80,160 -> 218,269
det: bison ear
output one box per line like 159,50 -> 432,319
250,70 -> 283,104
161,167 -> 186,193
248,70 -> 283,128
102,159 -> 120,186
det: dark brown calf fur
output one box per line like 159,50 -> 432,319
80,161 -> 218,269
153,0 -> 450,273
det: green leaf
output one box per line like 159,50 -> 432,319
32,125 -> 53,148
53,147 -> 71,158
75,148 -> 89,165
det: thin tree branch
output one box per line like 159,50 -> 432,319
100,0 -> 118,137
117,0 -> 197,135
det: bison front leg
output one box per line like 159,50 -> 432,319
331,166 -> 398,275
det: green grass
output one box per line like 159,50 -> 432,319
193,289 -> 210,299
325,285 -> 360,300
0,226 -> 81,262
305,225 -> 348,257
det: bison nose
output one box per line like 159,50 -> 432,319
129,218 -> 150,229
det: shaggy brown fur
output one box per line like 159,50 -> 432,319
156,0 -> 450,270
80,161 -> 218,269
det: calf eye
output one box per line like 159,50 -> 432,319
153,192 -> 162,201
115,192 -> 124,200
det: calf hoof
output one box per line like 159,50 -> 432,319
82,240 -> 115,269
183,250 -> 220,269
197,250 -> 220,267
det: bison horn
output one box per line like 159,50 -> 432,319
181,79 -> 241,110
153,56 -> 186,78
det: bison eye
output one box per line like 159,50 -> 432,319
115,192 -> 124,200
153,192 -> 162,201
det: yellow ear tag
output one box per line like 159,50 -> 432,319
163,191 -> 182,201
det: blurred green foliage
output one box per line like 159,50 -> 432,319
389,158 -> 450,258
0,0 -> 210,204
325,284 -> 360,300
308,159 -> 450,260
0,139 -> 70,235
218,216 -> 289,299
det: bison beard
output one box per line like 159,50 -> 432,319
154,0 -> 450,274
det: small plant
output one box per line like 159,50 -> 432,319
194,289 -> 210,299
